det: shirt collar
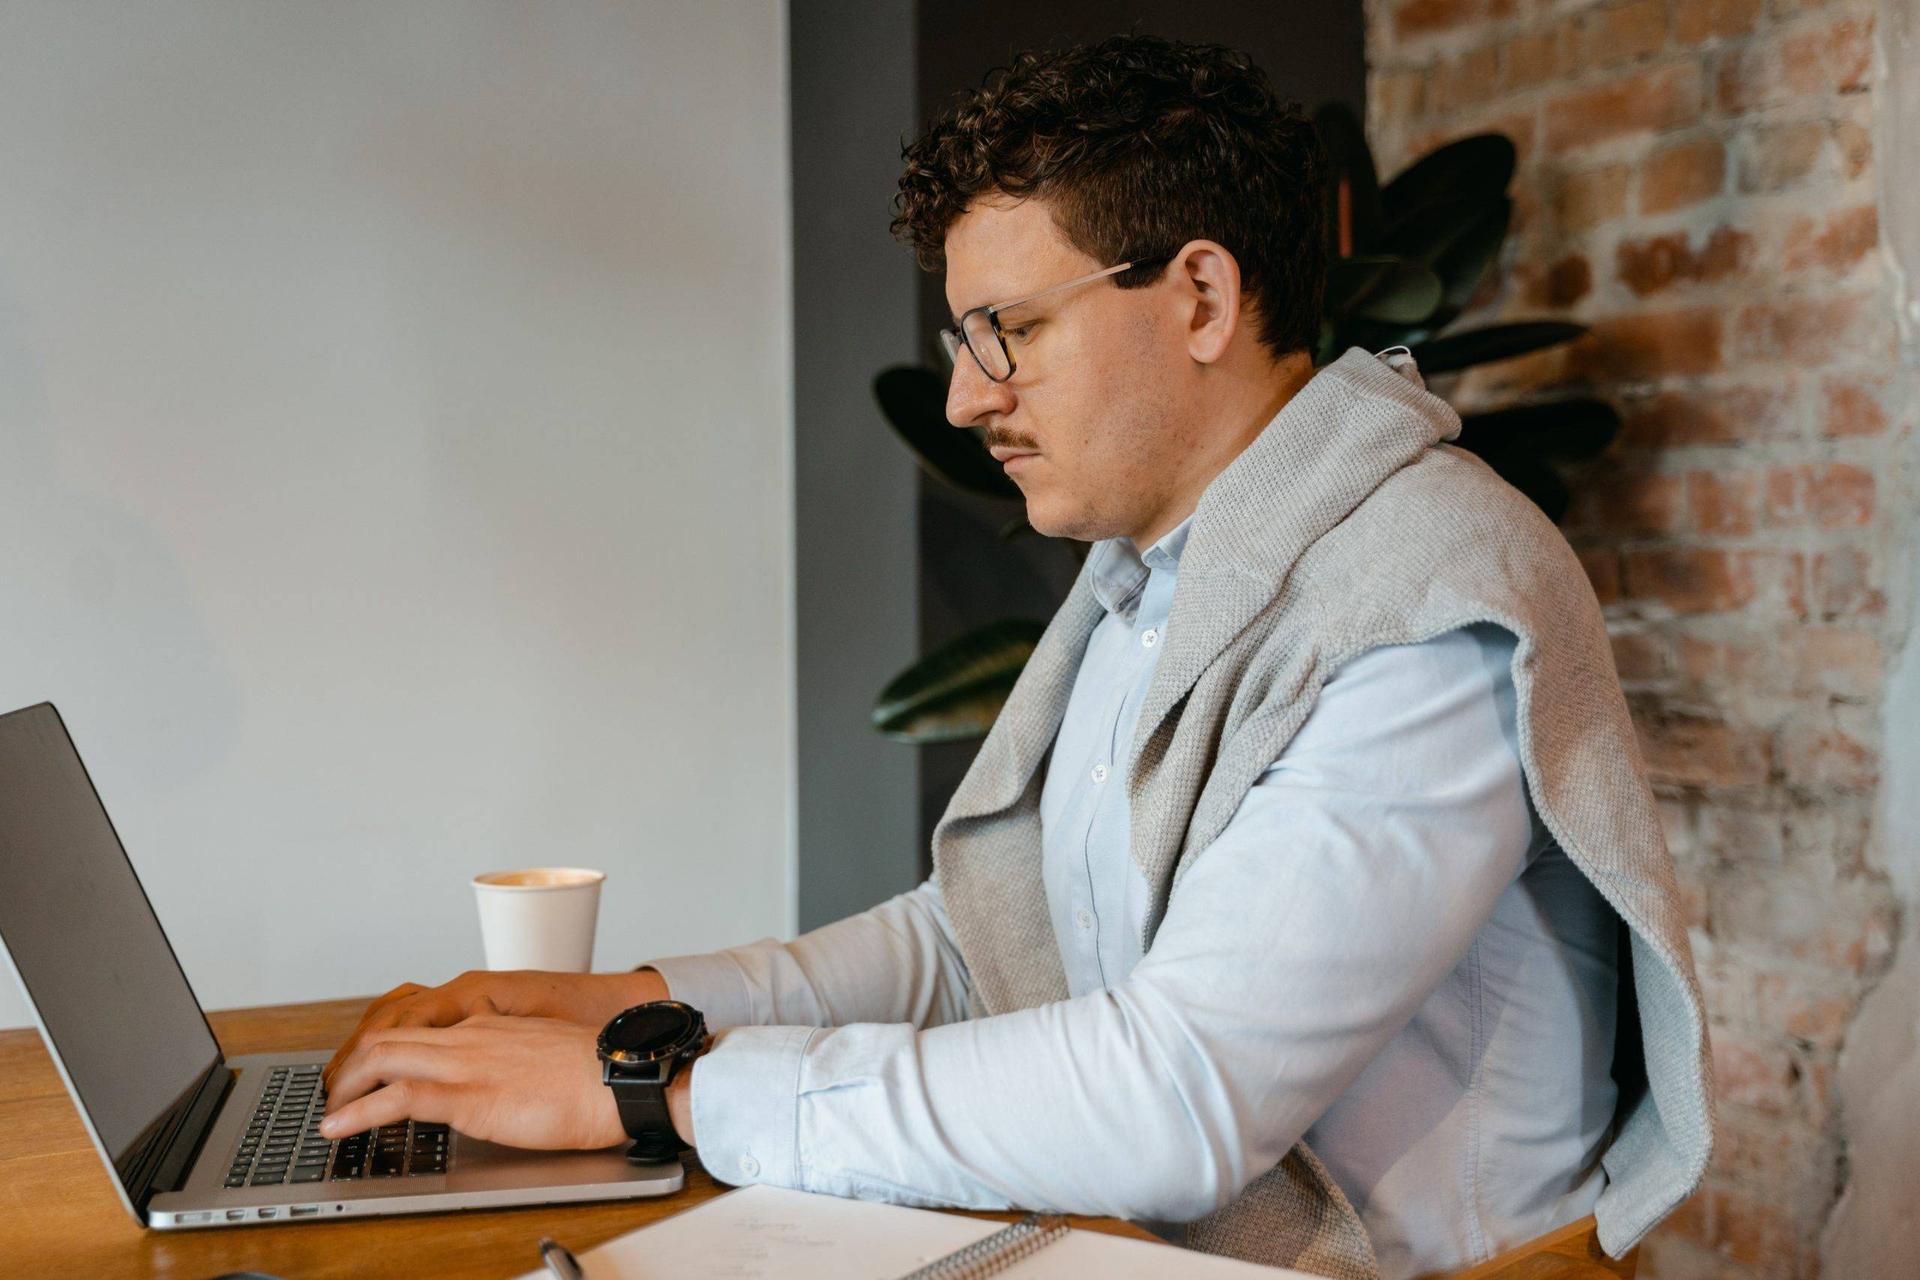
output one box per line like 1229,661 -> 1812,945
1086,511 -> 1195,615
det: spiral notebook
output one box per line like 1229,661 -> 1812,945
511,1183 -> 1318,1279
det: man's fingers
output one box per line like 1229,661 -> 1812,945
323,987 -> 460,1085
320,1079 -> 459,1140
325,1033 -> 470,1115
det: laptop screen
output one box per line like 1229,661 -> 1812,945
0,703 -> 221,1196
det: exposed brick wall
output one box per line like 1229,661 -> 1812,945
1363,1 -> 1917,1277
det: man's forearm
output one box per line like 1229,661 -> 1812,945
642,878 -> 971,1032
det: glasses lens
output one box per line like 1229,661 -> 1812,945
962,311 -> 1012,381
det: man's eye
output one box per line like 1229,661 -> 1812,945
1004,323 -> 1037,342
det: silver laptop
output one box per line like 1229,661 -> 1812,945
0,701 -> 683,1229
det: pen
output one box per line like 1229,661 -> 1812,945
539,1235 -> 586,1280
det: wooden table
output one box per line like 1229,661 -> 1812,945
0,998 -> 1159,1279
1,998 -> 1634,1280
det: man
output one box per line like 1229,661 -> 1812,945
321,35 -> 1712,1279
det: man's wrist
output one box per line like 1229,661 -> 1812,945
627,966 -> 671,1006
665,1039 -> 709,1146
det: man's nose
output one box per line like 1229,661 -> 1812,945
945,347 -> 1014,428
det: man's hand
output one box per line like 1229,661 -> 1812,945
322,968 -> 668,1091
319,1014 -> 628,1150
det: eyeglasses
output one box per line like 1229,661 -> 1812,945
939,254 -> 1173,383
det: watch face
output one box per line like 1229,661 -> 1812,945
600,1001 -> 701,1063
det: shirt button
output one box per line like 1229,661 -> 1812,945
1075,908 -> 1093,930
738,1153 -> 761,1178
1090,763 -> 1108,783
1141,628 -> 1159,648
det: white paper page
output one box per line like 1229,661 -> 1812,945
513,1184 -> 1319,1280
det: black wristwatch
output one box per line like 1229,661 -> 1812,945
597,1000 -> 707,1164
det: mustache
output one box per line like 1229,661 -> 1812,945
982,430 -> 1040,453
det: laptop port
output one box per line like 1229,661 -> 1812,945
258,1207 -> 278,1218
177,1212 -> 209,1224
291,1205 -> 319,1217
226,1209 -> 247,1221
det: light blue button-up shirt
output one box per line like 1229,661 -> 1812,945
648,513 -> 1621,1279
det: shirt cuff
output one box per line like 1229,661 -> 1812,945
641,950 -> 758,1029
690,1024 -> 818,1190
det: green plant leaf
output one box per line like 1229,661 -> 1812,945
1356,262 -> 1444,325
1454,398 -> 1621,462
872,619 -> 1047,743
1408,320 -> 1588,375
1424,198 -> 1513,331
1328,255 -> 1444,325
1383,195 -> 1503,269
1381,133 -> 1516,231
872,365 -> 1021,500
1312,101 -> 1384,256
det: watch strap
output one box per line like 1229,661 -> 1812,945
609,1074 -> 685,1163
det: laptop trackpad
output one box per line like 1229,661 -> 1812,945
445,1133 -> 682,1192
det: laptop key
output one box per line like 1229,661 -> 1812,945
291,1168 -> 325,1183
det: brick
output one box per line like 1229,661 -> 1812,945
1775,713 -> 1881,792
1710,1188 -> 1797,1268
1734,293 -> 1885,365
1714,864 -> 1896,972
1372,68 -> 1427,125
1781,204 -> 1879,276
1686,468 -> 1759,534
1714,42 -> 1780,114
1545,64 -> 1703,151
1819,374 -> 1891,438
1674,0 -> 1764,43
1393,0 -> 1484,40
1811,545 -> 1884,618
1752,970 -> 1857,1049
1553,165 -> 1630,234
1792,625 -> 1883,697
1615,225 -> 1753,295
1579,0 -> 1669,67
1639,136 -> 1727,214
1637,710 -> 1772,787
1735,122 -> 1827,192
1577,545 -> 1622,605
1699,801 -> 1786,864
1549,253 -> 1593,306
1430,44 -> 1500,115
1834,117 -> 1872,178
1617,382 -> 1801,448
1675,629 -> 1746,685
1611,627 -> 1669,680
1565,468 -> 1687,536
1500,26 -> 1572,93
1782,798 -> 1874,872
1761,462 -> 1876,528
1622,547 -> 1753,614
1578,307 -> 1725,378
1622,548 -> 1807,617
1782,15 -> 1875,96
1710,1025 -> 1797,1113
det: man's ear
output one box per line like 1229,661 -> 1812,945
1172,240 -> 1242,366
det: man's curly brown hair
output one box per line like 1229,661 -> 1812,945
891,33 -> 1328,364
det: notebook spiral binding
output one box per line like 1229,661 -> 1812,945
896,1213 -> 1072,1280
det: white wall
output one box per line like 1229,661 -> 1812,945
0,2 -> 794,1028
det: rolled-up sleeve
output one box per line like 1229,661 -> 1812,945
690,626 -> 1536,1221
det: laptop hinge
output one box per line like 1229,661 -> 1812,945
133,1060 -> 235,1211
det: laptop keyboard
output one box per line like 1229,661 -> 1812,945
223,1064 -> 450,1189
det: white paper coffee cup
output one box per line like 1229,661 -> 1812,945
472,867 -> 605,972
